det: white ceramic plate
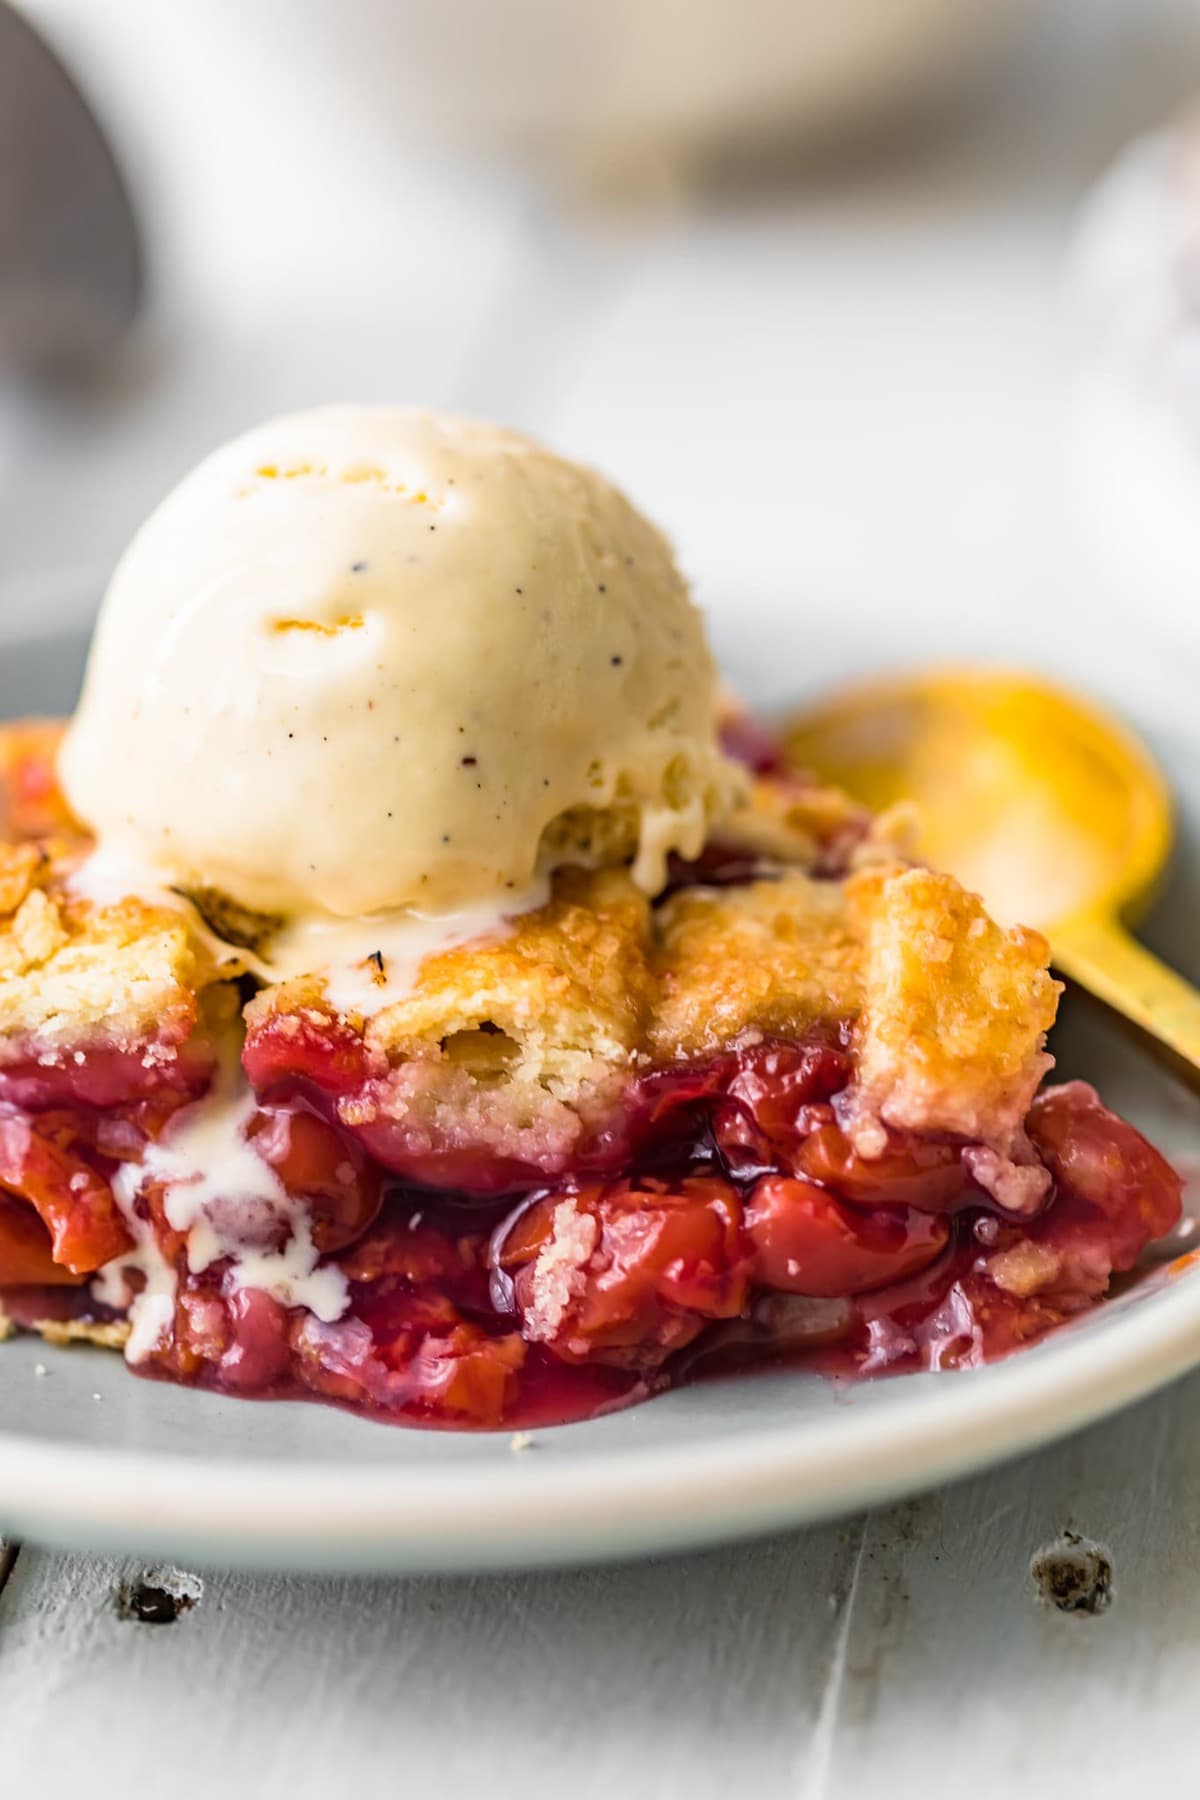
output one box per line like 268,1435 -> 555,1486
0,610 -> 1197,1574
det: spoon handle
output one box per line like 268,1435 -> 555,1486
1053,914 -> 1200,1091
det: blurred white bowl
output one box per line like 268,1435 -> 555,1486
17,0 -> 1033,331
1071,114 -> 1200,654
27,0 -> 1031,177
279,0 -> 1032,169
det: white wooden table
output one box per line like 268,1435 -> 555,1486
3,2 -> 1200,1791
4,1369 -> 1199,1798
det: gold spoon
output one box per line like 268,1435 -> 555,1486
783,666 -> 1200,1084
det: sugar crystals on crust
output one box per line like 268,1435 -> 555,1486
0,840 -> 205,1059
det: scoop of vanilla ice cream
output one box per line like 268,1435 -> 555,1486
59,406 -> 738,919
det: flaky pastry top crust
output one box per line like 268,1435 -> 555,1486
0,720 -> 1062,1156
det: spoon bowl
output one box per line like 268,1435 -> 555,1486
784,666 -> 1200,1088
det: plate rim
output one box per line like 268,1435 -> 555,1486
0,610 -> 1198,1572
2,1260 -> 1199,1571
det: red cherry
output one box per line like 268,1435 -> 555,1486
0,1109 -> 131,1272
796,1124 -> 971,1212
0,1195 -> 86,1286
246,1104 -> 382,1252
1026,1082 -> 1182,1268
217,1288 -> 292,1392
745,1176 -> 950,1297
0,1037 -> 215,1112
243,1010 -> 373,1101
501,1175 -> 752,1369
710,1040 -> 852,1175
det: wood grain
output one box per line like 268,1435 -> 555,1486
826,1382 -> 1200,1797
0,1523 -> 857,1799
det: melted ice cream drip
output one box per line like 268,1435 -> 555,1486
69,845 -> 258,981
70,846 -> 548,1021
264,877 -> 549,1015
96,1039 -> 347,1364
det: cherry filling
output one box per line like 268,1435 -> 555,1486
719,710 -> 788,777
243,1008 -> 636,1196
0,1026 -> 1183,1429
497,1175 -> 754,1369
0,1036 -> 215,1113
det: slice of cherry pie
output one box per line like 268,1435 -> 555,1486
0,718 -> 1181,1428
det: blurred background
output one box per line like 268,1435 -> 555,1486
1,0 -> 1198,719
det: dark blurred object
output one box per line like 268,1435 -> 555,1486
0,1 -> 141,374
